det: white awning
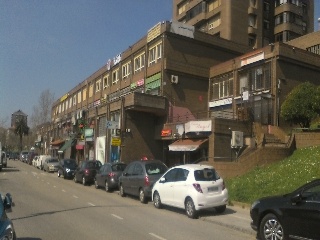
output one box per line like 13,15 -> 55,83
169,139 -> 208,152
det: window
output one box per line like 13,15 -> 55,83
248,14 -> 257,27
89,84 -> 94,97
208,0 -> 221,12
208,14 -> 221,30
186,2 -> 206,21
148,41 -> 162,66
307,45 -> 320,55
249,36 -> 256,47
122,61 -> 131,79
82,88 -> 87,101
112,68 -> 119,85
96,79 -> 101,92
65,100 -> 68,110
73,95 -> 76,106
77,92 -> 81,104
263,20 -> 270,30
211,73 -> 233,100
178,1 -> 188,15
103,74 -> 109,89
69,98 -> 72,108
61,102 -> 64,112
134,52 -> 145,73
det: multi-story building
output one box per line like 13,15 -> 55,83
50,21 -> 251,166
173,0 -> 314,48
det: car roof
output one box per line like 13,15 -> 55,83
172,164 -> 215,171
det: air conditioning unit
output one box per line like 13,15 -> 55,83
171,75 -> 179,84
231,131 -> 243,148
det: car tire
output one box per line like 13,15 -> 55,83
73,175 -> 77,183
139,188 -> 147,204
94,179 -> 99,189
215,205 -> 226,214
105,181 -> 110,192
185,197 -> 197,219
119,184 -> 126,197
57,171 -> 61,177
82,177 -> 86,186
153,191 -> 162,209
259,213 -> 284,240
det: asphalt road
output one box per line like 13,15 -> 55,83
0,160 -> 255,240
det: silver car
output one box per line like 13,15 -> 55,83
43,158 -> 59,172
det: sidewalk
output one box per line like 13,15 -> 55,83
200,203 -> 256,237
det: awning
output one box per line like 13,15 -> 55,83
50,139 -> 65,146
76,144 -> 84,150
169,138 -> 208,152
58,139 -> 75,153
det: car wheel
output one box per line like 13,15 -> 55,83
82,177 -> 86,186
153,191 -> 162,209
185,197 -> 197,219
215,205 -> 226,214
105,181 -> 110,192
94,179 -> 99,189
139,188 -> 147,204
73,175 -> 77,183
259,213 -> 284,240
119,184 -> 126,197
57,171 -> 61,177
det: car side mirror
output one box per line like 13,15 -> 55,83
159,177 -> 166,183
291,193 -> 302,205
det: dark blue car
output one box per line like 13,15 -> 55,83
0,193 -> 16,240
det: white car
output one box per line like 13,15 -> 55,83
32,156 -> 39,167
36,155 -> 51,170
152,164 -> 228,219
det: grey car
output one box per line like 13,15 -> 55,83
43,158 -> 59,172
119,160 -> 167,203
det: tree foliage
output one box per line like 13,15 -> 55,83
14,118 -> 29,151
280,82 -> 320,128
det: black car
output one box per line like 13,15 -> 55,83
57,159 -> 78,179
250,179 -> 320,240
118,160 -> 168,203
94,162 -> 127,192
74,160 -> 102,185
0,193 -> 16,240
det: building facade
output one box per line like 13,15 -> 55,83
173,0 -> 314,49
48,21 -> 251,166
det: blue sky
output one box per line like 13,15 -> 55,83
0,1 -> 319,127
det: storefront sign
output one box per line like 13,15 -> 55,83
185,121 -> 212,133
209,98 -> 232,108
111,137 -> 121,146
106,121 -> 119,129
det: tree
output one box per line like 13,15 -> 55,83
280,82 -> 320,128
14,118 -> 29,151
30,89 -> 55,128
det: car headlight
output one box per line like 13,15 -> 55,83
251,200 -> 260,210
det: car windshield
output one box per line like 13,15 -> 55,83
49,159 -> 58,163
145,163 -> 167,175
65,160 -> 77,167
87,161 -> 102,169
111,164 -> 126,172
194,168 -> 219,181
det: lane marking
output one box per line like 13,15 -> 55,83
88,202 -> 95,206
149,233 -> 167,240
62,189 -> 66,192
111,214 -> 123,220
73,195 -> 78,199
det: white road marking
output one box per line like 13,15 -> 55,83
73,195 -> 78,199
111,214 -> 123,220
62,189 -> 66,192
149,233 -> 167,240
53,186 -> 57,188
88,202 -> 95,206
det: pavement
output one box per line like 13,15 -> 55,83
199,202 -> 256,237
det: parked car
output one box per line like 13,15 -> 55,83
119,159 -> 168,203
32,156 -> 39,167
27,152 -> 38,165
20,151 -> 29,163
250,179 -> 320,240
57,159 -> 78,179
0,192 -> 16,240
94,162 -> 127,192
74,160 -> 102,185
152,164 -> 228,218
36,155 -> 51,170
2,152 -> 7,168
43,158 -> 59,172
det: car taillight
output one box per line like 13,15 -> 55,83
144,176 -> 150,186
108,172 -> 115,177
193,183 -> 203,193
84,169 -> 89,174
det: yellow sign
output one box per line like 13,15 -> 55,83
111,137 -> 121,146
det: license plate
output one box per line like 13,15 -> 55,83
208,186 -> 218,192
